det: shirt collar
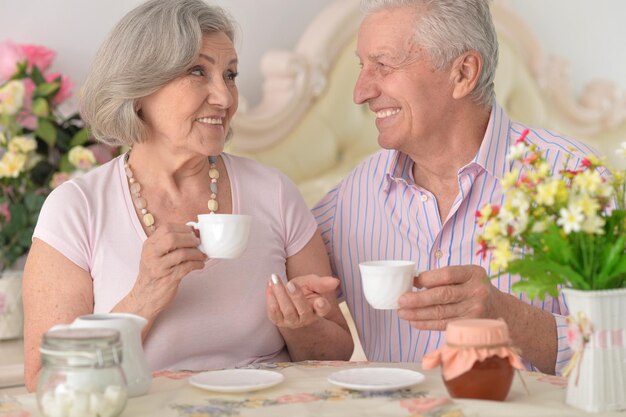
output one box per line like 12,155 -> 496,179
472,101 -> 512,180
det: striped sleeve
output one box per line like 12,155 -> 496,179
312,185 -> 341,277
554,314 -> 572,375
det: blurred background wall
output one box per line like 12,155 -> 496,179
1,0 -> 623,109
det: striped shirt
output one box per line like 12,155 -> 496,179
313,102 -> 601,373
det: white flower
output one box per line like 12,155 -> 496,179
0,80 -> 25,115
506,142 -> 528,162
581,215 -> 605,235
68,146 -> 97,170
0,151 -> 27,178
8,136 -> 37,153
557,206 -> 584,234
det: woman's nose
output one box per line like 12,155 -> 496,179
207,80 -> 234,108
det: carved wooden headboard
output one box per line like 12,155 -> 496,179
228,0 -> 626,206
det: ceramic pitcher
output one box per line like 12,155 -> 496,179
52,313 -> 151,397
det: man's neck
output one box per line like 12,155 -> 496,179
406,104 -> 491,221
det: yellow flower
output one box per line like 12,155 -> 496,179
0,151 -> 27,178
535,180 -> 559,207
482,218 -> 503,242
0,80 -> 25,115
573,170 -> 603,195
573,194 -> 600,217
501,170 -> 519,189
491,238 -> 514,271
8,136 -> 37,153
68,146 -> 97,170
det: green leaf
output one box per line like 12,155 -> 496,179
35,119 -> 57,146
30,66 -> 46,85
70,128 -> 90,147
35,82 -> 60,98
32,97 -> 50,117
59,154 -> 73,173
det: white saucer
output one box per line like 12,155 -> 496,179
327,367 -> 426,391
189,369 -> 284,393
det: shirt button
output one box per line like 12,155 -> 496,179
420,194 -> 428,202
434,250 -> 443,259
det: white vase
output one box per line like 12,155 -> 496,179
0,269 -> 24,340
562,288 -> 626,413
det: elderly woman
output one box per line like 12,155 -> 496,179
22,0 -> 353,391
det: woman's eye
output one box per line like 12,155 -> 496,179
190,66 -> 206,76
226,70 -> 239,81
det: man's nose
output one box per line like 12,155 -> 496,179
353,69 -> 377,105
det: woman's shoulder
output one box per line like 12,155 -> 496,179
49,154 -> 124,202
222,152 -> 290,184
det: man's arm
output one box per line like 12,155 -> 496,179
397,265 -> 558,374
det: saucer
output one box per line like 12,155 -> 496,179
327,367 -> 425,391
189,369 -> 284,393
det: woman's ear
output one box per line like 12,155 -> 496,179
450,50 -> 482,100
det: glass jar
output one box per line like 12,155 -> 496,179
37,328 -> 128,417
422,319 -> 525,401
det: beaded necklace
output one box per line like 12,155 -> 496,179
124,152 -> 219,233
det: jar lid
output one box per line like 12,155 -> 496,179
446,319 -> 511,347
40,328 -> 123,367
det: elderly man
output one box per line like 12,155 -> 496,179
312,0 -> 598,374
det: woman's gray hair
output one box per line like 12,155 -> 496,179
360,0 -> 498,108
80,0 -> 237,146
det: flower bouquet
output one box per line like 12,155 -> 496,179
475,129 -> 626,412
475,129 -> 626,299
0,40 -> 115,271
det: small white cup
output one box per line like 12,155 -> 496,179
359,260 -> 416,309
186,214 -> 251,259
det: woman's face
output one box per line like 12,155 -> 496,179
139,32 -> 238,156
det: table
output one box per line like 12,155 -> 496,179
1,361 -> 624,416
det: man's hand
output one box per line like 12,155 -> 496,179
396,265 -> 500,330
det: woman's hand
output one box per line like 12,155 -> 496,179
124,223 -> 207,320
266,274 -> 340,329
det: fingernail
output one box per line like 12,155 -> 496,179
271,273 -> 279,285
315,298 -> 325,308
286,281 -> 296,293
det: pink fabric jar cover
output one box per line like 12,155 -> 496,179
422,319 -> 525,380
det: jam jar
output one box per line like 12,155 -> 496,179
422,319 -> 525,401
37,328 -> 128,417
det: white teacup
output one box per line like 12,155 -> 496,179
359,260 -> 416,309
186,214 -> 251,259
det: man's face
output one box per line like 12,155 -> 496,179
354,7 -> 455,153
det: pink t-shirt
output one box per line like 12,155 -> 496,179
33,153 -> 317,371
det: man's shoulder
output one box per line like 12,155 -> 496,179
514,122 -> 599,161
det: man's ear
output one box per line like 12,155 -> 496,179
450,50 -> 482,100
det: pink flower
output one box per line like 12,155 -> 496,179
400,397 -> 451,413
49,172 -> 71,189
0,202 -> 10,222
45,72 -> 74,105
0,40 -> 25,81
87,144 -> 116,165
22,44 -> 55,73
276,393 -> 320,404
16,78 -> 38,130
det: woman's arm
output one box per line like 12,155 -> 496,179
22,238 -> 95,392
267,232 -> 354,361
